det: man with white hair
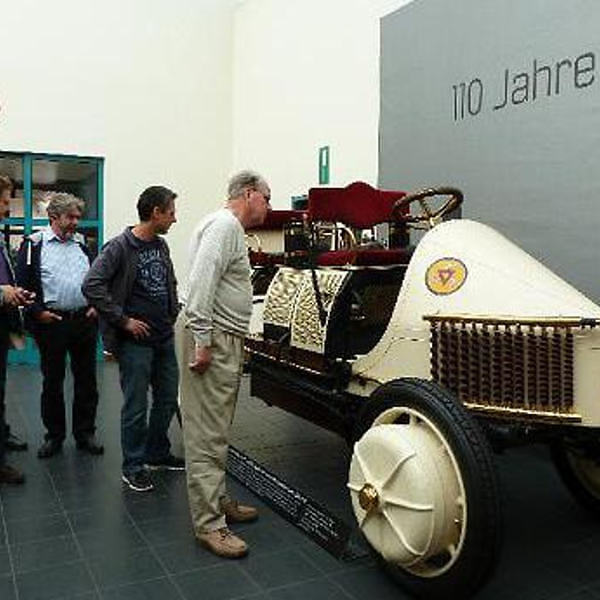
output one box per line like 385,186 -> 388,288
176,170 -> 271,558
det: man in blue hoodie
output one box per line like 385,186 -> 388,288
83,186 -> 183,492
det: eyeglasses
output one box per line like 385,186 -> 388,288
253,188 -> 271,205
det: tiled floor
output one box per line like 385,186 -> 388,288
1,363 -> 600,600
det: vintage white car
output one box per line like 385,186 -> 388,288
244,182 -> 600,599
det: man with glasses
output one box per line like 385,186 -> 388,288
176,170 -> 270,558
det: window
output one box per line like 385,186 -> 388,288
0,151 -> 104,364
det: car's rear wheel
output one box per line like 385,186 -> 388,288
349,378 -> 502,599
551,437 -> 600,515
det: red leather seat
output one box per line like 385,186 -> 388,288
308,181 -> 411,267
250,209 -> 306,230
316,248 -> 413,267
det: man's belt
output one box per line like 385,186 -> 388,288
48,307 -> 88,319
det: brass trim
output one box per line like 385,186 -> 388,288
358,483 -> 379,513
245,344 -> 326,377
462,402 -> 582,424
336,224 -> 358,250
424,313 -> 598,328
245,233 -> 262,252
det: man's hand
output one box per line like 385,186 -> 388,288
189,344 -> 212,374
85,306 -> 97,319
1,285 -> 35,307
37,310 -> 62,324
123,317 -> 151,339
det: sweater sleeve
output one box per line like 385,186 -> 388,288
81,239 -> 128,327
184,218 -> 234,346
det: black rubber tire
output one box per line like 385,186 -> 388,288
352,378 -> 502,600
551,439 -> 600,516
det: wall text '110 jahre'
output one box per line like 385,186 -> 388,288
451,51 -> 595,122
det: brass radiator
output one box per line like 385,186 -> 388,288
424,315 -> 586,423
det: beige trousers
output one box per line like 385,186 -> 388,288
175,314 -> 244,534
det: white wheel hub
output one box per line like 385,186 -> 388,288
348,407 -> 467,577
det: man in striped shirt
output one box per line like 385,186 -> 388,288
16,194 -> 103,459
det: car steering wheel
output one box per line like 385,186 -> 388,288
392,186 -> 464,228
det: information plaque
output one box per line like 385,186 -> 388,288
227,446 -> 360,559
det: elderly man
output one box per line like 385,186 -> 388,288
176,170 -> 270,558
16,194 -> 102,458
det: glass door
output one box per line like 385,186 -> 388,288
0,151 -> 104,364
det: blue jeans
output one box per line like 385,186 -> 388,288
118,338 -> 179,475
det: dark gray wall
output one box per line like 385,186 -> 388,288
380,0 -> 600,300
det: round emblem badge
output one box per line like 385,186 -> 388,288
425,257 -> 467,295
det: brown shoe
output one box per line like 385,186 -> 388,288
221,499 -> 259,523
0,464 -> 25,484
197,527 -> 248,558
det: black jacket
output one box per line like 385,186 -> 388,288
15,231 -> 92,333
0,236 -> 24,337
82,227 -> 179,354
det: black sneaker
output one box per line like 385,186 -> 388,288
122,470 -> 154,492
146,454 -> 185,471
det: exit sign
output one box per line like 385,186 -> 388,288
318,146 -> 330,184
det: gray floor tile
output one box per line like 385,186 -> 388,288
0,546 -> 11,576
475,564 -> 579,600
0,574 -> 16,600
298,544 -> 369,576
4,363 -> 600,600
6,514 -> 71,546
1,492 -> 62,523
555,588 -> 600,600
124,491 -> 187,524
241,548 -> 322,591
68,506 -> 131,534
152,538 -> 222,575
100,577 -> 182,600
75,524 -> 147,559
329,565 -> 412,600
138,515 -> 193,546
174,563 -> 259,600
267,579 -> 351,600
12,535 -> 81,574
15,560 -> 95,600
542,537 -> 600,587
584,582 -> 600,600
232,522 -> 297,557
88,548 -> 165,590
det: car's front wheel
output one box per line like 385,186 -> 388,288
349,378 -> 502,599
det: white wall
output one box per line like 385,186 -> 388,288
232,0 -> 414,208
0,0 -> 416,270
0,0 -> 236,274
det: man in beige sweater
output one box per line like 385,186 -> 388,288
176,170 -> 270,558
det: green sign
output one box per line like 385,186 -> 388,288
318,146 -> 330,184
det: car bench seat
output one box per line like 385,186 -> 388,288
307,181 -> 413,267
